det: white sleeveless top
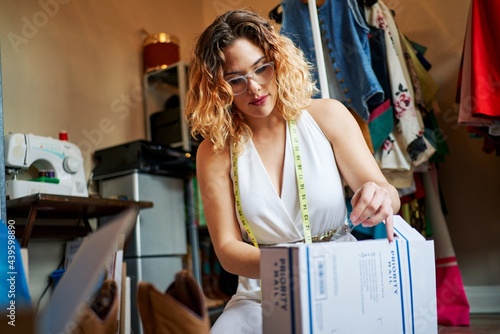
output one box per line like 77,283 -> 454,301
228,110 -> 350,303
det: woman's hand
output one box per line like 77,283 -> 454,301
306,99 -> 400,242
349,181 -> 395,242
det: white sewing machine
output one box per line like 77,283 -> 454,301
4,133 -> 89,199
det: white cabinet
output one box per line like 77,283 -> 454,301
99,172 -> 186,334
141,60 -> 202,289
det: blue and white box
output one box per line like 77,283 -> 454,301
261,215 -> 437,334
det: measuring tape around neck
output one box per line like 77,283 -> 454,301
232,119 -> 312,247
289,119 -> 312,244
232,153 -> 260,248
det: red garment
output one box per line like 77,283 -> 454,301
471,0 -> 500,119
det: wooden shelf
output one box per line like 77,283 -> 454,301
6,193 -> 153,247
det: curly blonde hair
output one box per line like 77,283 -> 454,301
186,9 -> 317,154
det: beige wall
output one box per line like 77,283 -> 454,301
0,0 -> 204,175
202,0 -> 275,25
0,0 -> 498,303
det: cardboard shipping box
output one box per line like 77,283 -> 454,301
261,215 -> 437,334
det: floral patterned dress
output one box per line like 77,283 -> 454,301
366,1 -> 436,189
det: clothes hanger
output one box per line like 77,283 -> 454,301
268,1 -> 327,26
269,4 -> 282,24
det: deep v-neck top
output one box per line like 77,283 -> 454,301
231,110 -> 347,246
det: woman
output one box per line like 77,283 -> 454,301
185,9 -> 400,333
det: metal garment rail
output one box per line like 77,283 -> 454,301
306,0 -> 330,99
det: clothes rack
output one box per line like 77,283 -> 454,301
305,0 -> 330,98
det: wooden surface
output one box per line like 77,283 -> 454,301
6,193 -> 153,247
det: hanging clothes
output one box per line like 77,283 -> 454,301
399,172 -> 428,236
400,34 -> 437,113
280,0 -> 384,122
358,3 -> 395,153
399,33 -> 452,164
409,39 -> 438,107
365,1 -> 437,189
469,0 -> 500,120
279,0 -> 442,185
457,5 -> 494,127
456,1 -> 500,155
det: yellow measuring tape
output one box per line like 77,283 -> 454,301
232,119 -> 312,247
289,119 -> 312,244
232,153 -> 260,248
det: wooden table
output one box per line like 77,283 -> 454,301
6,193 -> 153,247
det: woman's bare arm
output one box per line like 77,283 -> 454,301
196,139 -> 261,278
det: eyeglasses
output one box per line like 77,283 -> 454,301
226,61 -> 275,96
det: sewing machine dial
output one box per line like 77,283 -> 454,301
63,156 -> 80,174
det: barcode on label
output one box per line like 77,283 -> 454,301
314,256 -> 327,300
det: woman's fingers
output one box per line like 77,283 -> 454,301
350,183 -> 388,224
350,182 -> 394,241
384,214 -> 394,242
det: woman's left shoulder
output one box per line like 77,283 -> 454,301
307,98 -> 350,116
306,98 -> 353,127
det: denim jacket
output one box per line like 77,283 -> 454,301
281,0 -> 384,121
